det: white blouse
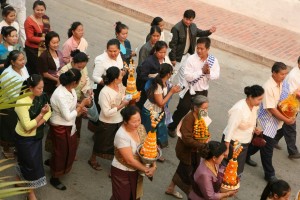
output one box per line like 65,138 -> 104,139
223,99 -> 259,144
144,84 -> 168,113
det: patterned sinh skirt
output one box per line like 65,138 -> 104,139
49,125 -> 77,178
93,121 -> 122,160
15,135 -> 46,188
110,166 -> 138,200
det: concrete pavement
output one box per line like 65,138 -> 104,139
2,0 -> 300,199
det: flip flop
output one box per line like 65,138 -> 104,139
88,160 -> 102,171
50,178 -> 66,191
165,190 -> 183,199
157,156 -> 166,162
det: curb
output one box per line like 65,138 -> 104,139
88,0 -> 294,68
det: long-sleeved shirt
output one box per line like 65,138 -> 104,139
50,85 -> 77,126
15,96 -> 51,137
138,41 -> 153,66
189,160 -> 222,200
92,51 -> 123,84
286,66 -> 300,93
59,63 -> 92,100
223,99 -> 259,144
98,84 -> 125,123
179,53 -> 220,98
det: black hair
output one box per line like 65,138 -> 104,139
183,9 -> 196,19
149,25 -> 161,36
4,50 -> 24,68
271,62 -> 287,73
68,22 -> 82,38
121,105 -> 141,123
115,21 -> 128,35
33,0 -> 46,10
150,40 -> 168,55
298,56 -> 300,64
45,31 -> 60,49
244,85 -> 264,98
106,38 -> 120,50
102,66 -> 120,85
204,141 -> 227,160
260,180 -> 290,200
1,26 -> 17,38
197,37 -> 211,49
70,50 -> 89,63
147,63 -> 173,104
2,5 -> 15,17
151,17 -> 163,26
26,74 -> 43,88
59,68 -> 82,86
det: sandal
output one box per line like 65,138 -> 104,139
157,156 -> 165,163
2,150 -> 15,159
165,190 -> 183,199
50,178 -> 66,190
88,160 -> 102,171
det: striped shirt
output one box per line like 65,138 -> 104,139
258,78 -> 289,138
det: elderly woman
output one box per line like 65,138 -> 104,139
88,66 -> 129,170
14,74 -> 51,200
24,0 -> 50,75
38,31 -> 64,97
0,50 -> 29,159
165,95 -> 210,199
62,21 -> 88,65
141,63 -> 180,159
222,85 -> 264,176
49,68 -> 91,190
111,105 -> 156,200
189,141 -> 237,200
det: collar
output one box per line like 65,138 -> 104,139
270,76 -> 282,88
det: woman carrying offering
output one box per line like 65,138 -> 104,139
111,105 -> 156,200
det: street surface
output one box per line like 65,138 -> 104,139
2,0 -> 299,199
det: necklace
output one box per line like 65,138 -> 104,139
205,160 -> 218,177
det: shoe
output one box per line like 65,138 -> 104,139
274,144 -> 282,150
168,129 -> 176,138
44,159 -> 50,166
264,176 -> 278,182
288,153 -> 300,159
50,178 -> 66,190
165,190 -> 183,199
246,158 -> 257,167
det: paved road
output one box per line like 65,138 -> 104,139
3,0 -> 300,199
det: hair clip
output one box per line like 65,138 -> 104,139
70,69 -> 75,76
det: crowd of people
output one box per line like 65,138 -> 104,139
0,0 -> 299,199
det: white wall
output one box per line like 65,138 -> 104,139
199,0 -> 300,34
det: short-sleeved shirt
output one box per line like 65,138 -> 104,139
143,84 -> 168,113
112,126 -> 140,171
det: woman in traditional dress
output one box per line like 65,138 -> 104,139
111,105 -> 156,200
91,39 -> 123,120
88,66 -> 129,170
49,68 -> 91,190
165,95 -> 209,199
24,0 -> 50,75
0,26 -> 23,74
60,50 -> 92,155
62,21 -> 88,65
222,85 -> 264,176
141,63 -> 180,159
0,50 -> 28,159
188,141 -> 237,200
14,74 -> 51,200
38,31 -> 64,97
136,40 -> 171,110
138,25 -> 161,66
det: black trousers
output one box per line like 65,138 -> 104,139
274,122 -> 299,155
246,134 -> 277,179
168,90 -> 208,131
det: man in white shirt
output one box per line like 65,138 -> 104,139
168,37 -> 220,137
246,62 -> 295,182
274,56 -> 300,159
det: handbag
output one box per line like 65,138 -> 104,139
87,99 -> 99,122
251,134 -> 266,147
